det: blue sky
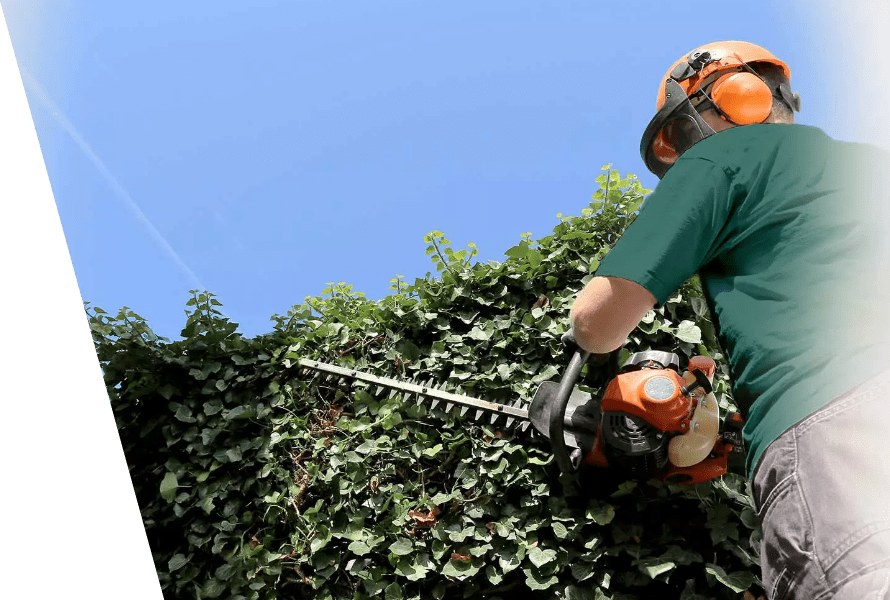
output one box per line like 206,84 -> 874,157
2,0 -> 864,340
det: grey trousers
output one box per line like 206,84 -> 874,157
751,368 -> 890,600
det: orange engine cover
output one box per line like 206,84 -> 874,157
600,369 -> 692,432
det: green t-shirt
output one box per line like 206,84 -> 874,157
595,124 -> 890,478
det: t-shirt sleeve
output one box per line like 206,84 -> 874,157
594,157 -> 733,307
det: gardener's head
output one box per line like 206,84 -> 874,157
640,41 -> 801,178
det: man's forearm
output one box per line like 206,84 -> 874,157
570,319 -> 627,354
569,276 -> 656,354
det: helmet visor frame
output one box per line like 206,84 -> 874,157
640,78 -> 717,179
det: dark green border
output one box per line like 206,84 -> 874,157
0,9 -> 161,599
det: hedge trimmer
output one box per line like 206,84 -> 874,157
298,348 -> 746,485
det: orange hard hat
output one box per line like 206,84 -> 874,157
655,41 -> 790,111
640,41 -> 800,178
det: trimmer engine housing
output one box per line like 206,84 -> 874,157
530,350 -> 746,484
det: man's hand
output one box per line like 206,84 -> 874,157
560,328 -> 615,366
560,328 -> 577,349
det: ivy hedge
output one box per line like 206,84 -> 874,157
90,166 -> 765,600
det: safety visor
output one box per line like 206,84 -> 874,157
640,78 -> 717,179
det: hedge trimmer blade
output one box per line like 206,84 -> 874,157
298,354 -> 744,483
298,358 -> 533,433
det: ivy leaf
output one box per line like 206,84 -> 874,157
173,405 -> 196,423
389,538 -> 414,556
467,326 -> 492,341
201,578 -> 226,599
531,365 -> 560,385
527,547 -> 558,568
637,557 -> 676,579
485,565 -> 504,586
457,311 -> 479,324
310,527 -> 332,553
660,545 -> 703,566
565,584 -> 607,600
586,501 -> 616,525
168,553 -> 189,572
225,405 -> 255,420
431,583 -> 448,600
397,553 -> 434,581
498,548 -> 522,573
384,582 -> 404,600
422,444 -> 444,457
676,320 -> 703,343
355,440 -> 377,454
505,245 -> 529,259
395,340 -> 421,361
160,472 -> 178,502
525,568 -> 559,590
441,558 -> 481,579
203,400 -> 224,415
200,496 -> 214,514
691,297 -> 708,316
740,507 -> 758,529
707,503 -> 739,544
570,562 -> 596,583
215,563 -> 236,581
679,579 -> 711,600
705,564 -> 756,593
348,541 -> 371,556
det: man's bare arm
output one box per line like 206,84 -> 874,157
569,276 -> 656,354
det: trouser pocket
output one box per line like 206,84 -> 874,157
756,471 -> 813,600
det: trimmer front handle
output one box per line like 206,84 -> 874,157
549,349 -> 591,473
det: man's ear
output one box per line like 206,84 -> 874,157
765,109 -> 794,124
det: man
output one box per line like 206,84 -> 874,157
569,41 -> 890,600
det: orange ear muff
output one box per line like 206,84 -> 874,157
652,131 -> 678,165
710,71 -> 774,124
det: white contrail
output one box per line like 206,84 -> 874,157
20,68 -> 208,292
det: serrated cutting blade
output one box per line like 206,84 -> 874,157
416,378 -> 436,405
505,399 -> 524,429
298,359 -> 530,424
